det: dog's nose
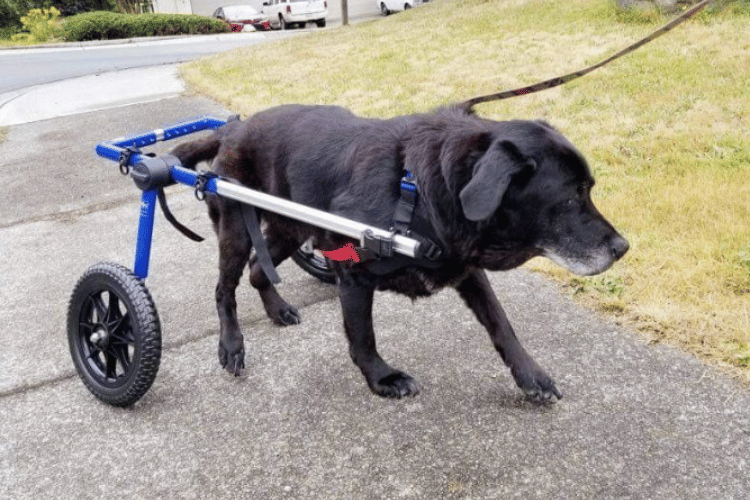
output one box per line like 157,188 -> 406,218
609,235 -> 629,261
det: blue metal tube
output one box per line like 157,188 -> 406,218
95,115 -> 227,166
96,116 -> 228,281
170,165 -> 219,193
133,189 -> 158,280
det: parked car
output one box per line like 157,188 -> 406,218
212,5 -> 272,32
377,0 -> 430,16
262,0 -> 328,29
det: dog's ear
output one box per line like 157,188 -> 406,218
440,131 -> 492,194
459,140 -> 536,222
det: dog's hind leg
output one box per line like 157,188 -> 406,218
213,198 -> 252,376
248,231 -> 302,326
339,281 -> 420,398
456,268 -> 562,402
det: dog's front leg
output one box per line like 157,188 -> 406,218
456,268 -> 562,402
338,281 -> 420,398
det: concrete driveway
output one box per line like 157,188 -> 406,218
1,69 -> 749,499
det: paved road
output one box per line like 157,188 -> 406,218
1,62 -> 749,498
0,33 -> 252,93
0,0 -> 382,94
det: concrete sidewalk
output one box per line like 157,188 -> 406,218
0,64 -> 185,126
1,97 -> 749,499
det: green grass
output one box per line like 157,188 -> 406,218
181,0 -> 750,380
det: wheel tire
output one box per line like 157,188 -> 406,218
404,3 -> 411,10
315,19 -> 326,28
68,262 -> 162,407
279,15 -> 287,30
380,2 -> 390,15
292,240 -> 336,284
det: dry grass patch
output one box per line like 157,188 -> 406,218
181,0 -> 750,378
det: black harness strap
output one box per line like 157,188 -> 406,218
392,170 -> 443,261
392,171 -> 418,235
241,204 -> 281,285
125,149 -> 206,242
157,188 -> 204,242
359,169 -> 444,274
192,169 -> 279,283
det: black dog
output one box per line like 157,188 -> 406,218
171,104 -> 628,402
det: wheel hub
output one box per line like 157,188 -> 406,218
90,325 -> 110,349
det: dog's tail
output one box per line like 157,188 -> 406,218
170,132 -> 222,170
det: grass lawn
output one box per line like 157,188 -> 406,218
181,0 -> 750,379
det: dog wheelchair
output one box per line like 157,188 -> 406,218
68,115 -> 427,406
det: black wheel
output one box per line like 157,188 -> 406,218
67,262 -> 162,407
292,238 -> 336,284
279,15 -> 288,30
380,2 -> 390,15
315,19 -> 325,28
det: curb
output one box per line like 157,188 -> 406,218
0,14 -> 374,52
0,34 -> 204,51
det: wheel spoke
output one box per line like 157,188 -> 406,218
109,313 -> 135,346
105,293 -> 126,331
110,343 -> 131,374
90,293 -> 108,322
104,350 -> 118,380
86,345 -> 102,359
109,312 -> 130,344
79,319 -> 96,333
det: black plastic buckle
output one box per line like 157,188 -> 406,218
422,241 -> 443,260
400,170 -> 416,193
361,229 -> 395,258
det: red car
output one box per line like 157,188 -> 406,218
212,5 -> 272,31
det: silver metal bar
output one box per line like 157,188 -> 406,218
215,180 -> 421,258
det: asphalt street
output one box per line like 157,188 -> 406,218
1,55 -> 749,499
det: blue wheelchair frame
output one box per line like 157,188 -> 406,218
96,116 -> 226,279
95,115 -> 424,281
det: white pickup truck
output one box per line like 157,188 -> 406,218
262,0 -> 328,29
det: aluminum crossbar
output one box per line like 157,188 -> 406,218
214,179 -> 422,259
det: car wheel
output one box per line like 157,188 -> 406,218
404,3 -> 411,10
279,15 -> 287,29
380,2 -> 390,15
315,19 -> 326,28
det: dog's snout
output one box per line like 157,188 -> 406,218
609,234 -> 629,261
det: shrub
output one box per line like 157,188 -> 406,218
61,11 -> 229,41
1,0 -> 115,32
16,6 -> 61,42
1,0 -> 25,30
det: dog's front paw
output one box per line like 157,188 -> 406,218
511,365 -> 562,403
219,339 -> 245,376
370,372 -> 420,399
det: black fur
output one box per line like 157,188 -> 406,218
171,104 -> 628,402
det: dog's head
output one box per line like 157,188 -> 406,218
453,120 -> 628,276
